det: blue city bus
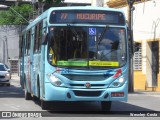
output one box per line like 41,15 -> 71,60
19,6 -> 129,111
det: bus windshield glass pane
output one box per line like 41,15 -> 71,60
50,10 -> 125,25
48,26 -> 126,69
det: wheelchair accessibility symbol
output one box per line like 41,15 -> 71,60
89,28 -> 96,36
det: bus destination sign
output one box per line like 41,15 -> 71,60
61,13 -> 106,20
50,10 -> 125,25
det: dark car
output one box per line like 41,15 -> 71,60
0,63 -> 10,86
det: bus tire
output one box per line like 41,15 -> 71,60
33,77 -> 40,101
25,88 -> 32,100
37,76 -> 40,99
41,100 -> 49,110
24,78 -> 32,100
101,101 -> 112,111
20,75 -> 24,89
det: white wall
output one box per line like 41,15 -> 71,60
65,0 -> 109,7
133,0 -> 160,41
0,25 -> 20,64
119,0 -> 160,41
64,0 -> 91,3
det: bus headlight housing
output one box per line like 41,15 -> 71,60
109,77 -> 125,88
47,73 -> 64,87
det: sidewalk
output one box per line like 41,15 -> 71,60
130,90 -> 160,95
11,74 -> 20,81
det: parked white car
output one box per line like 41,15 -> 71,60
0,63 -> 10,86
4,64 -> 11,79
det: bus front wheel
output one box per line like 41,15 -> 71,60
25,89 -> 32,100
41,100 -> 49,110
24,81 -> 32,100
101,101 -> 112,111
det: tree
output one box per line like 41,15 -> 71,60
0,4 -> 33,25
41,0 -> 64,4
0,1 -> 64,25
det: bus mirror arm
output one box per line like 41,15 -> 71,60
42,33 -> 48,45
134,42 -> 140,52
127,27 -> 134,56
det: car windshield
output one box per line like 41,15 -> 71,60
48,26 -> 126,69
4,64 -> 9,69
0,65 -> 7,71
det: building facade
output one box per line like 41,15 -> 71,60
117,0 -> 160,91
132,0 -> 160,91
0,25 -> 20,73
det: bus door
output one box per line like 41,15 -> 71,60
40,21 -> 48,98
19,35 -> 24,88
30,29 -> 35,94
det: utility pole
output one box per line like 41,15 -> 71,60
127,0 -> 135,92
4,36 -> 8,62
3,39 -> 5,64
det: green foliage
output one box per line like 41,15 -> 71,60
0,1 -> 64,25
39,0 -> 64,4
0,4 -> 33,25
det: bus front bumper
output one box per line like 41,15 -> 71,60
44,83 -> 128,102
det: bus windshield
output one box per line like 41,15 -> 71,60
48,26 -> 126,69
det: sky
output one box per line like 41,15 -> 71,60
64,0 -> 91,3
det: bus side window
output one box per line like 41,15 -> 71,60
34,25 -> 38,53
25,30 -> 31,55
19,35 -> 23,58
25,33 -> 28,55
37,22 -> 43,52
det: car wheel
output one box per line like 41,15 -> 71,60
6,83 -> 10,86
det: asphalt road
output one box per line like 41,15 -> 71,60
0,75 -> 160,119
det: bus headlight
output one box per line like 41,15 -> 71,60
47,74 -> 63,87
109,77 -> 125,88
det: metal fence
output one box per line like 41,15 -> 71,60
133,46 -> 142,70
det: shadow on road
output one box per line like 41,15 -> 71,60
32,99 -> 156,117
0,84 -> 24,98
47,101 -> 154,111
42,101 -> 156,117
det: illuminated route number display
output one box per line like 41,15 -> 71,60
50,10 -> 125,25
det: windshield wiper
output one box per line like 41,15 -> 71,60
97,25 -> 109,44
95,25 -> 109,59
67,24 -> 81,40
99,49 -> 117,60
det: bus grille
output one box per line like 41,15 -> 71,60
63,74 -> 113,81
70,84 -> 105,87
73,90 -> 102,97
0,76 -> 5,78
